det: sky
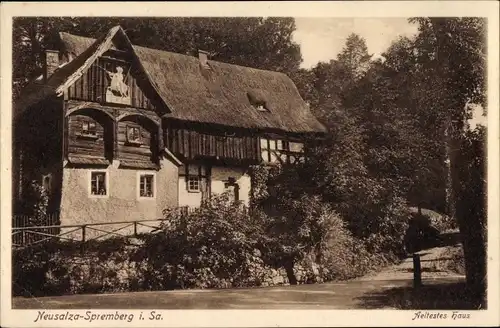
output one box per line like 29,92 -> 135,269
292,17 -> 420,68
292,17 -> 486,128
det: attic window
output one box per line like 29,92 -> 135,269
247,91 -> 270,112
198,50 -> 211,70
256,104 -> 268,112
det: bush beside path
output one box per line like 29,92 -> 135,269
13,235 -> 467,310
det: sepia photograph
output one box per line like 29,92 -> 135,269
1,1 -> 499,327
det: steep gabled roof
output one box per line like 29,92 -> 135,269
15,26 -> 167,117
15,26 -> 327,134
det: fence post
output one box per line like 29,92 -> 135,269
413,253 -> 422,288
133,221 -> 137,236
80,225 -> 87,253
82,225 -> 87,243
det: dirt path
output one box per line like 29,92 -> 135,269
357,245 -> 465,282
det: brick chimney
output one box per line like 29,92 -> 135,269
44,50 -> 60,81
198,50 -> 210,69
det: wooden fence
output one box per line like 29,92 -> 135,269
11,206 -> 196,248
12,211 -> 61,247
13,211 -> 61,228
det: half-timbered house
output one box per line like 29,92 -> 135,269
13,26 -> 326,227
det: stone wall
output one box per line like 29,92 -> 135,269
13,239 -> 321,297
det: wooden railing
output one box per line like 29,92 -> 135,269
12,204 -> 254,249
11,206 -> 195,248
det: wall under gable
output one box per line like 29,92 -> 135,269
59,155 -> 178,238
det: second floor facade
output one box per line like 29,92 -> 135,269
63,101 -> 308,169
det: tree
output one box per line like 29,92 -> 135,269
410,17 -> 487,305
337,33 -> 372,81
353,36 -> 447,213
286,34 -> 411,253
12,17 -> 77,97
312,34 -> 372,126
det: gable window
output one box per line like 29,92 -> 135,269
82,120 -> 97,137
126,125 -> 141,144
90,171 -> 107,197
187,176 -> 201,192
139,173 -> 155,198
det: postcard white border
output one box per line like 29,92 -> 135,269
1,1 -> 499,327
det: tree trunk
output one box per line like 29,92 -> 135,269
447,132 -> 486,307
444,124 -> 455,217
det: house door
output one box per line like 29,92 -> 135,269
224,178 -> 239,203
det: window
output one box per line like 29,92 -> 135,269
187,176 -> 201,192
276,140 -> 285,151
82,120 -> 97,136
289,141 -> 304,153
260,138 -> 269,162
90,171 -> 107,196
260,139 -> 305,164
256,104 -> 268,112
139,174 -> 154,198
126,126 -> 141,144
260,138 -> 283,163
288,141 -> 305,164
247,92 -> 269,112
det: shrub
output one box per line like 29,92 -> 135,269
317,210 -> 365,280
409,207 -> 457,232
12,237 -> 147,296
143,193 -> 266,289
363,193 -> 410,256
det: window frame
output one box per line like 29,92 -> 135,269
260,138 -> 270,163
260,138 -> 285,163
126,125 -> 142,145
81,119 -> 97,138
88,169 -> 109,198
255,103 -> 269,112
288,141 -> 305,164
187,175 -> 201,193
137,171 -> 156,200
288,141 -> 305,153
